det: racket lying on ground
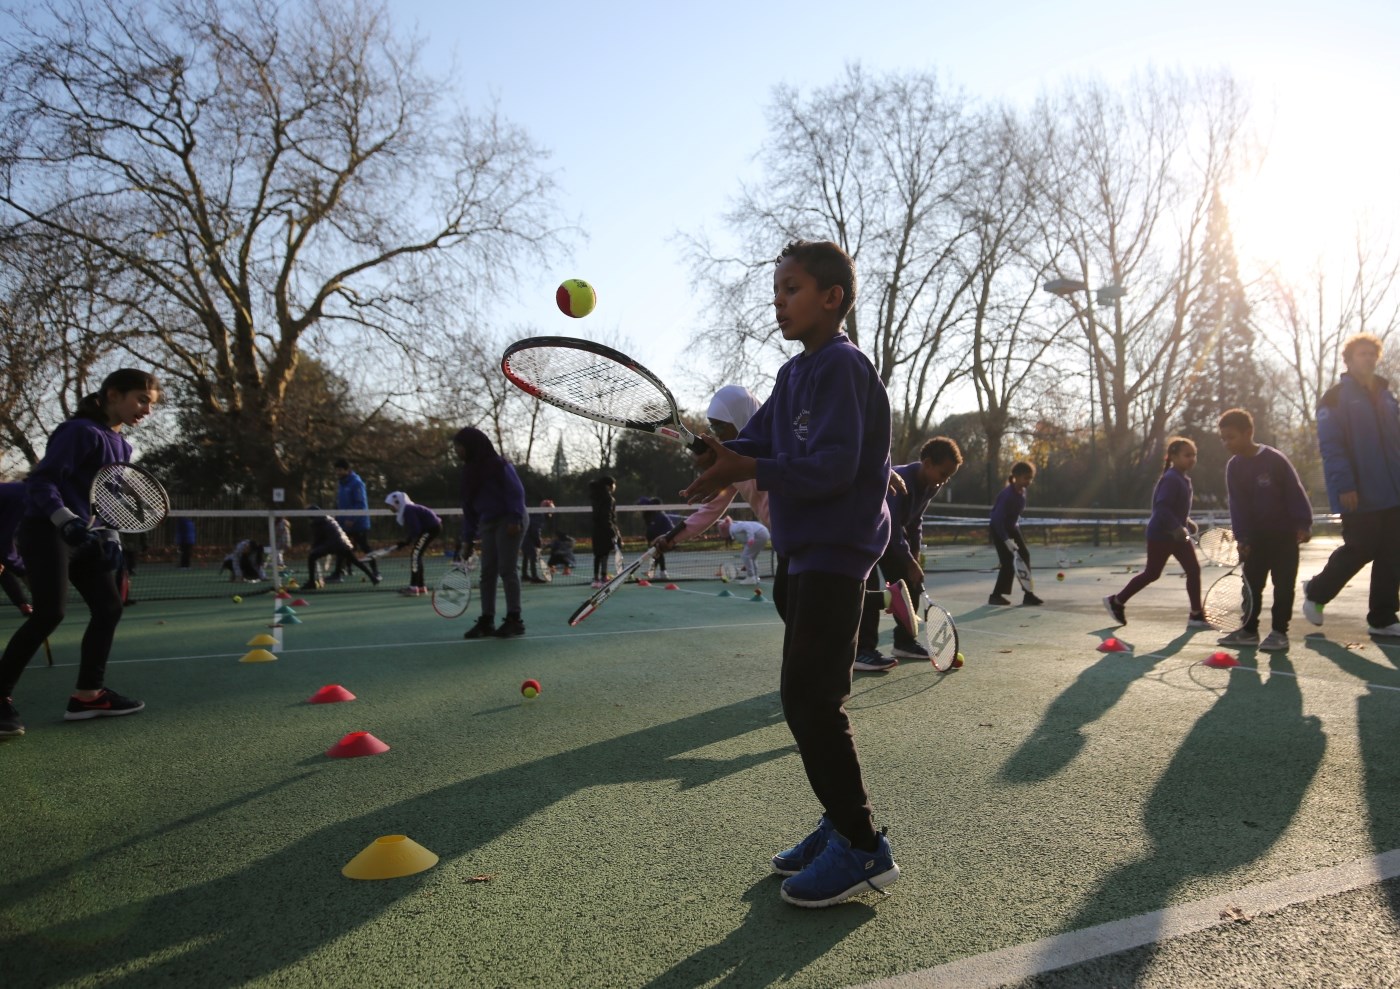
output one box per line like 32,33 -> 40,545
920,593 -> 961,672
570,548 -> 657,626
432,560 -> 475,619
1006,540 -> 1034,594
501,336 -> 708,454
1203,566 -> 1254,633
1196,526 -> 1240,567
90,462 -> 169,533
365,546 -> 397,560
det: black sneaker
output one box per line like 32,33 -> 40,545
1022,592 -> 1043,606
493,614 -> 526,638
1102,595 -> 1126,625
64,688 -> 145,721
464,616 -> 496,640
988,594 -> 1011,606
0,697 -> 24,737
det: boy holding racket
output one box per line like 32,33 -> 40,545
0,369 -> 159,738
856,436 -> 963,669
683,239 -> 900,908
1216,409 -> 1313,651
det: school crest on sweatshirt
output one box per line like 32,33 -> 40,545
791,409 -> 810,442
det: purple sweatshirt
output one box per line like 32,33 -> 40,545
1145,468 -> 1193,541
400,502 -> 442,541
23,416 -> 131,523
989,484 -> 1026,542
1225,444 -> 1313,542
726,333 -> 891,580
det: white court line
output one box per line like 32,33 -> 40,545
43,619 -> 786,669
851,848 -> 1400,989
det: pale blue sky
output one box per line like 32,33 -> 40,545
400,0 -> 1399,409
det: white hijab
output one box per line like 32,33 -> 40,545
705,385 -> 760,433
385,490 -> 412,525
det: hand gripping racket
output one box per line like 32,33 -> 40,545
501,337 -> 708,454
920,593 -> 961,672
1204,567 -> 1254,633
89,463 -> 169,533
432,560 -> 474,619
570,547 -> 656,626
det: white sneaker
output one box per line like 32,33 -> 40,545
1367,622 -> 1400,637
590,580 -> 604,590
1301,580 -> 1324,626
661,570 -> 671,580
1259,630 -> 1290,652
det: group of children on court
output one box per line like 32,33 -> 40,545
6,242 -> 1391,923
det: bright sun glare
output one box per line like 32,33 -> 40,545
1225,69 -> 1400,281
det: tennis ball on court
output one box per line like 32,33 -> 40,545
1056,572 -> 1065,581
952,652 -> 965,669
521,678 -> 541,699
232,595 -> 243,604
556,278 -> 596,318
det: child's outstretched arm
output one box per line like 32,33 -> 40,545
682,435 -> 757,504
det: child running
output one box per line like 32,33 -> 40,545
0,368 -> 159,738
384,491 -> 442,597
682,239 -> 899,908
1103,437 -> 1209,628
453,427 -> 528,639
989,461 -> 1043,606
1217,408 -> 1313,651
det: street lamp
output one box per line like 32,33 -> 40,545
1044,276 -> 1125,523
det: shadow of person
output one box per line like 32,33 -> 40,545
0,694 -> 794,988
1000,629 -> 1198,783
1301,634 -> 1400,928
638,875 -> 877,988
1032,653 -> 1325,984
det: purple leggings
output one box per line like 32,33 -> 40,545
1116,538 -> 1202,613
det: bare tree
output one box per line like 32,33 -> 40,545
0,0 -> 570,501
1032,69 -> 1253,504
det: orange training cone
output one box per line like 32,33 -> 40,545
342,834 -> 438,880
326,731 -> 389,758
1204,651 -> 1240,668
309,684 -> 356,704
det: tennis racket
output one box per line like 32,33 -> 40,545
501,337 -> 708,453
432,561 -> 473,619
89,462 -> 169,533
570,548 -> 656,626
1196,527 -> 1240,567
1006,540 -> 1034,594
720,561 -> 740,583
365,546 -> 397,560
920,593 -> 960,672
1203,569 -> 1254,633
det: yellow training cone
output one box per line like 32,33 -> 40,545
247,633 -> 277,647
240,648 -> 278,663
342,835 -> 439,880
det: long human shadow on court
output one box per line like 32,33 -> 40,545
0,693 -> 813,988
999,629 -> 1200,783
1029,654 -> 1325,985
1301,634 -> 1400,928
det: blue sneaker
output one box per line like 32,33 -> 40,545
780,828 -> 900,908
771,817 -> 835,876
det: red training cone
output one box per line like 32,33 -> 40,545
309,684 -> 356,704
326,731 -> 390,758
1097,637 -> 1130,653
664,583 -> 679,591
292,598 -> 309,607
636,579 -> 651,587
1204,651 -> 1239,668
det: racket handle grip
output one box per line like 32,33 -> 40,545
687,435 -> 709,455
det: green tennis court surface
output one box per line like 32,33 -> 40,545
3,539 -> 1399,987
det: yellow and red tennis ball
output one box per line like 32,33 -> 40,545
521,678 -> 541,699
1056,572 -> 1065,581
556,278 -> 596,318
952,652 -> 965,669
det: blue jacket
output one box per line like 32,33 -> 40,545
336,471 -> 371,534
726,333 -> 891,580
1317,373 -> 1400,513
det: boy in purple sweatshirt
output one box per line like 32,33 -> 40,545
1217,408 -> 1313,651
683,239 -> 899,908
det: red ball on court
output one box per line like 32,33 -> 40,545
521,678 -> 542,699
556,278 -> 596,318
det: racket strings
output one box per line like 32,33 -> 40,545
506,348 -> 672,424
93,471 -> 166,531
